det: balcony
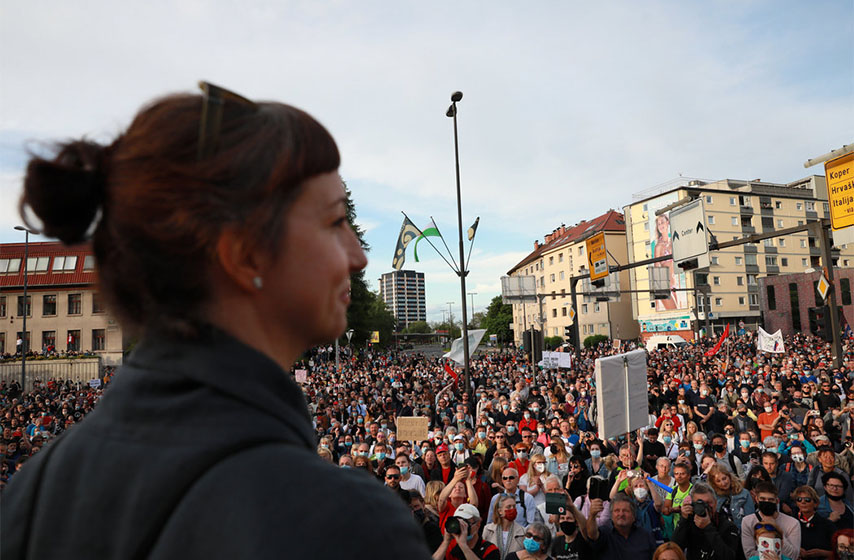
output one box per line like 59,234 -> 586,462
741,225 -> 756,234
766,265 -> 780,274
809,246 -> 821,256
749,304 -> 760,312
740,205 -> 754,215
744,245 -> 758,253
805,210 -> 818,220
746,264 -> 760,274
764,246 -> 777,254
747,284 -> 759,292
760,206 -> 774,216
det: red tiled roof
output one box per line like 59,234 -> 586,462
507,209 -> 626,274
0,242 -> 96,289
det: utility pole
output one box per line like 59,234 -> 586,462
811,221 -> 843,368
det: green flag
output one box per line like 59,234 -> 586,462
414,219 -> 442,262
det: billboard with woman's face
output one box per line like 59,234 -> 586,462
647,194 -> 688,311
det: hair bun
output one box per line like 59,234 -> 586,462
22,140 -> 109,244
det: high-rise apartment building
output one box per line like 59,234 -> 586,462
378,270 -> 426,330
624,175 -> 850,341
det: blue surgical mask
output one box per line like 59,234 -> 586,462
523,537 -> 541,553
377,452 -> 386,461
590,450 -> 601,458
455,443 -> 465,451
381,423 -> 388,429
400,466 -> 410,475
344,441 -> 353,447
663,436 -> 672,445
507,426 -> 516,434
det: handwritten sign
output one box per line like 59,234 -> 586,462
294,369 -> 308,383
396,416 -> 429,442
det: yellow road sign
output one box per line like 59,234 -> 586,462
817,273 -> 830,301
825,152 -> 854,230
568,306 -> 577,323
586,232 -> 609,281
370,331 -> 380,343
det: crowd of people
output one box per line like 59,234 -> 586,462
3,330 -> 853,559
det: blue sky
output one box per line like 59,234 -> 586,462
1,0 -> 851,323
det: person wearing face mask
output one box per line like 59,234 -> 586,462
816,471 -> 854,532
660,430 -> 679,461
451,435 -> 472,466
504,522 -> 553,560
482,495 -> 526,559
710,433 -> 744,478
486,467 -> 537,527
758,402 -> 781,442
397,453 -> 427,498
520,454 -> 549,508
584,441 -> 608,479
433,503 -> 499,560
671,483 -> 741,560
550,498 -> 593,560
741,481 -> 802,560
733,401 -> 759,436
747,525 -> 790,560
511,443 -> 532,477
410,491 -> 443,553
832,528 -> 854,560
790,485 -> 834,560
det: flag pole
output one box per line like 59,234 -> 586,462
401,211 -> 459,273
464,217 -> 479,273
430,215 -> 463,272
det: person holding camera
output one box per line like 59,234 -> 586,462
550,501 -> 594,560
585,494 -> 657,560
671,483 -> 740,560
432,503 -> 500,560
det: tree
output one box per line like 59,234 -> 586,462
468,311 -> 485,329
481,296 -> 513,345
431,321 -> 461,339
403,321 -> 432,334
583,334 -> 609,349
544,336 -> 564,350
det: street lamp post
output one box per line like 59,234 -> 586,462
468,292 -> 477,322
446,91 -> 472,396
14,226 -> 38,393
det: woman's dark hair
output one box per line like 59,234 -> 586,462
21,90 -> 339,337
745,465 -> 772,490
822,471 -> 849,491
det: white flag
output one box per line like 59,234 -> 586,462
757,327 -> 785,354
443,329 -> 487,366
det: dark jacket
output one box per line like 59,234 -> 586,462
2,329 -> 430,559
671,512 -> 741,560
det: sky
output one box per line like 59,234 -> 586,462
1,0 -> 851,324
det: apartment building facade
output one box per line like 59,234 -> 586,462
0,242 -> 125,365
624,175 -> 850,342
378,270 -> 426,330
507,210 -> 639,347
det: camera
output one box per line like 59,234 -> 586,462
445,517 -> 462,535
693,499 -> 708,517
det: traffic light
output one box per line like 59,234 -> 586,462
564,325 -> 572,339
808,306 -> 830,341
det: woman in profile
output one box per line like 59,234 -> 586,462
1,82 -> 430,559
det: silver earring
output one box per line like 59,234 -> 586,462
252,276 -> 263,290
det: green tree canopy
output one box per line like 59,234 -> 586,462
482,295 -> 513,344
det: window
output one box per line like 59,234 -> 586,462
749,294 -> 759,305
644,222 -> 649,231
549,256 -> 554,265
643,203 -> 648,211
17,295 -> 31,317
52,256 -> 78,272
731,217 -> 739,226
710,256 -> 719,265
0,296 -> 5,317
797,220 -> 803,226
778,238 -> 785,247
43,294 -> 56,316
764,238 -> 774,247
765,256 -> 777,266
775,201 -> 782,209
92,293 -> 105,314
730,197 -> 736,206
735,256 -> 743,265
83,255 -> 96,270
594,302 -> 600,313
558,253 -> 563,263
801,258 -> 808,267
552,309 -> 557,318
68,293 -> 82,315
715,297 -> 723,306
713,276 -> 720,286
16,331 -> 31,353
823,202 -> 830,214
578,246 -> 583,255
539,277 -> 544,288
842,278 -> 852,306
767,285 -> 777,310
789,283 -> 801,330
26,257 -> 50,272
805,202 -> 815,211
736,276 -> 744,286
739,296 -> 745,305
42,330 -> 55,350
801,239 -> 807,248
740,195 -> 751,207
550,274 -> 555,283
746,254 -> 757,266
67,330 -> 80,352
582,304 -> 588,314
781,258 -> 788,267
708,215 -> 715,225
705,195 -> 713,204
796,202 -> 802,211
0,333 -> 4,354
777,219 -> 784,228
0,258 -> 22,274
559,271 -> 565,281
562,307 -> 567,316
748,275 -> 758,286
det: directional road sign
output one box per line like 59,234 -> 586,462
586,232 -> 609,282
669,199 -> 710,269
825,151 -> 854,231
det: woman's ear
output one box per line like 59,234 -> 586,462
214,228 -> 266,293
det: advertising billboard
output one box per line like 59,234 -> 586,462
647,193 -> 688,311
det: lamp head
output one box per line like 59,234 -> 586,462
450,91 -> 463,102
446,106 -> 455,118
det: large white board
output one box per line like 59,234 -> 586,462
595,349 -> 649,439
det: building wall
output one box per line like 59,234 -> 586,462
378,270 -> 426,330
624,176 -> 852,342
759,269 -> 854,337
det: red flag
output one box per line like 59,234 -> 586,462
705,324 -> 730,357
444,362 -> 459,388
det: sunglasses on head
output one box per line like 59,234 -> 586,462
196,81 -> 258,160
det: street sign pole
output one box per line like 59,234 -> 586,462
811,221 -> 843,368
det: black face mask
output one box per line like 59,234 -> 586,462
413,509 -> 425,522
712,444 -> 725,453
826,493 -> 844,502
757,501 -> 777,516
550,444 -> 559,454
559,521 -> 577,535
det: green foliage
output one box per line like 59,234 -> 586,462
468,311 -> 485,329
481,296 -> 513,344
583,334 -> 609,349
432,321 -> 461,339
403,320 -> 432,334
544,336 -> 564,350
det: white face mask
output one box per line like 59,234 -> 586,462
764,406 -> 773,413
633,487 -> 649,500
757,537 -> 782,556
791,454 -> 804,463
535,463 -> 546,473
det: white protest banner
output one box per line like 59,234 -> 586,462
443,329 -> 487,366
294,369 -> 308,383
88,379 -> 101,388
595,349 -> 648,440
757,327 -> 785,354
538,351 -> 572,369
